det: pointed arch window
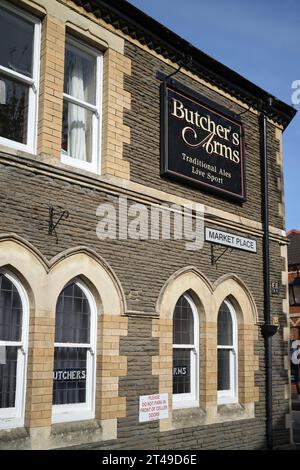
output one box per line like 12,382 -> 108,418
52,280 -> 97,423
172,294 -> 199,409
217,298 -> 238,404
0,270 -> 29,429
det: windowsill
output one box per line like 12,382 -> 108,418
52,408 -> 94,425
0,138 -> 35,155
0,417 -> 117,449
0,145 -> 107,183
173,405 -> 205,420
0,416 -> 25,431
51,418 -> 101,436
61,153 -> 99,175
0,142 -> 36,159
217,402 -> 246,415
0,426 -> 29,447
49,417 -> 116,449
170,405 -> 207,431
160,402 -> 255,432
0,146 -> 131,200
214,401 -> 255,424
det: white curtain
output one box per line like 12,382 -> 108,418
68,55 -> 86,161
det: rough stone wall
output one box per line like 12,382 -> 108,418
0,158 -> 290,449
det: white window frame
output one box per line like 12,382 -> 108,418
173,294 -> 199,410
61,37 -> 103,174
52,280 -> 97,424
0,270 -> 29,429
217,298 -> 238,405
0,0 -> 41,154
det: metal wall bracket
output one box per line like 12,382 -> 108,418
261,324 -> 279,339
210,244 -> 233,268
48,206 -> 69,244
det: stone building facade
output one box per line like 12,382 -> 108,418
0,0 -> 296,449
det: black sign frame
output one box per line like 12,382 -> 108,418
160,76 -> 246,202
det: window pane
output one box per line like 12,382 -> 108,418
289,285 -> 295,306
53,347 -> 87,405
0,274 -> 22,342
64,44 -> 96,104
0,346 -> 18,408
55,283 -> 90,344
173,348 -> 191,395
217,302 -> 233,346
218,349 -> 230,391
0,75 -> 29,144
62,101 -> 93,162
173,296 -> 194,344
0,7 -> 34,77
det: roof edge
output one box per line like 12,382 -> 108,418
74,0 -> 297,130
287,230 -> 300,236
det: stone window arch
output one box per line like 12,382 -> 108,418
155,268 -> 259,431
0,239 -> 128,447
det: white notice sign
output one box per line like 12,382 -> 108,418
205,227 -> 257,253
139,394 -> 169,423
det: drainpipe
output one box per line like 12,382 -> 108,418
260,98 -> 279,450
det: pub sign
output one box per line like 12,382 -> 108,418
161,79 -> 246,201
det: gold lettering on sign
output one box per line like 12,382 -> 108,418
172,98 -> 241,164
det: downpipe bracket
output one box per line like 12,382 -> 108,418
261,324 -> 279,339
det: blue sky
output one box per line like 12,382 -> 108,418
128,0 -> 300,231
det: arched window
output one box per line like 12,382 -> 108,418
0,270 -> 28,429
172,294 -> 199,408
217,298 -> 238,404
52,280 -> 97,423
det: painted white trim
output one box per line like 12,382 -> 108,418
0,1 -> 40,155
54,342 -> 92,350
63,94 -> 98,113
217,298 -> 238,405
0,341 -> 22,347
52,279 -> 97,424
67,37 -> 101,61
172,293 -> 199,409
61,37 -> 103,175
61,153 -> 99,174
0,270 -> 29,429
0,66 -> 35,86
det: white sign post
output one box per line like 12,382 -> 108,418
139,394 -> 169,423
205,227 -> 257,253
